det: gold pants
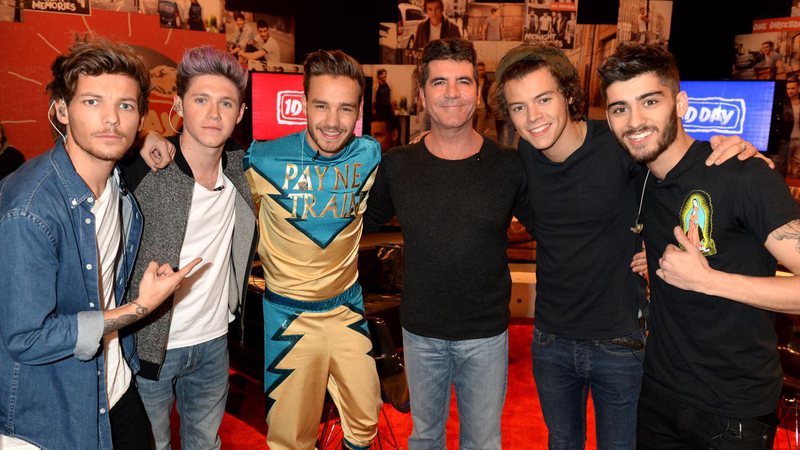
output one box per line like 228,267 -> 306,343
263,284 -> 381,449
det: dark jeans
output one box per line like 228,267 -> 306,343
109,383 -> 151,450
637,381 -> 778,450
532,328 -> 645,450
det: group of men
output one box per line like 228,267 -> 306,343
1,28 -> 800,450
229,12 -> 281,70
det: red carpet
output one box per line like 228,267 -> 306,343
202,320 -> 597,449
171,321 -> 797,449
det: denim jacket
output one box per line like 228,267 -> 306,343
0,142 -> 143,450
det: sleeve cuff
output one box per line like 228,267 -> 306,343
75,311 -> 104,361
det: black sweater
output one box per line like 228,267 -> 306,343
365,138 -> 533,340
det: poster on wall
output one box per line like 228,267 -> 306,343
616,0 -> 671,47
90,0 -> 140,14
524,0 -> 578,49
0,8 -> 226,156
156,0 -> 224,32
733,32 -> 790,80
364,64 -> 420,144
380,1 -> 530,64
223,10 -> 295,71
1,0 -> 24,21
24,0 -> 89,15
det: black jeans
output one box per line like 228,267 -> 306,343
637,382 -> 777,450
109,383 -> 152,450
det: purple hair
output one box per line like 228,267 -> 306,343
176,46 -> 247,102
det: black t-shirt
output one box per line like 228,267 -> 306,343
641,140 -> 800,417
0,146 -> 25,181
520,120 -> 645,340
364,138 -> 534,340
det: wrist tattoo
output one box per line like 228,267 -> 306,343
130,300 -> 149,317
103,301 -> 150,334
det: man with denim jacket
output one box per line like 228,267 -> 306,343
0,38 -> 197,450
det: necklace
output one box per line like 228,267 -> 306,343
631,169 -> 649,234
298,132 -> 313,191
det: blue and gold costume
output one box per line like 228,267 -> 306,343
245,131 -> 381,450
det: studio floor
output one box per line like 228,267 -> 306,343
171,320 -> 799,449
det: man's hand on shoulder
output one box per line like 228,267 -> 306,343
140,130 -> 176,171
706,135 -> 774,168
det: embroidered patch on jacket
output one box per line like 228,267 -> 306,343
679,190 -> 716,256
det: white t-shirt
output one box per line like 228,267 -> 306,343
430,22 -> 442,41
167,163 -> 236,349
94,174 -> 132,409
256,35 -> 281,63
0,435 -> 38,448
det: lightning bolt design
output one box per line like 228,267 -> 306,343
248,161 -> 375,249
343,301 -> 370,342
264,310 -> 302,416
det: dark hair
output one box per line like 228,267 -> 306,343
418,38 -> 477,88
47,36 -> 150,134
303,49 -> 365,100
0,123 -> 7,148
423,0 -> 443,8
763,40 -> 775,48
491,44 -> 583,122
377,68 -> 387,76
256,19 -> 268,29
491,7 -> 499,13
233,11 -> 245,21
176,46 -> 247,103
371,113 -> 399,132
597,43 -> 680,102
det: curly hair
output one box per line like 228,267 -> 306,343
491,44 -> 584,122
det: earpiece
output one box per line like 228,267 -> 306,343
55,99 -> 66,118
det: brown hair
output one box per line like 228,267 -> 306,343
46,36 -> 150,132
491,44 -> 584,122
303,49 -> 365,100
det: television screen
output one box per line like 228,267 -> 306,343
681,80 -> 775,151
251,72 -> 363,141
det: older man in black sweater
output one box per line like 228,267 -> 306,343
365,38 -> 533,449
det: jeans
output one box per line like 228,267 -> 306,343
637,381 -> 778,450
403,328 -> 508,450
136,334 -> 230,450
532,328 -> 645,450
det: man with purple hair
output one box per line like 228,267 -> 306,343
121,46 -> 257,450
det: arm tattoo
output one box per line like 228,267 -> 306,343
103,301 -> 149,334
770,219 -> 800,253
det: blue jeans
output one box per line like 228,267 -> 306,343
403,328 -> 508,450
136,335 -> 230,450
532,328 -> 645,450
